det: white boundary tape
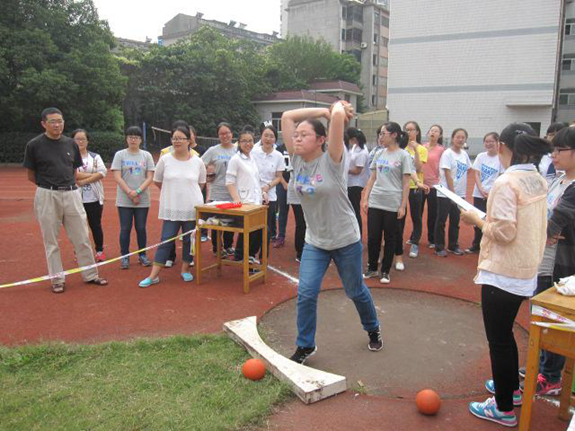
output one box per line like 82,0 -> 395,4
0,229 -> 196,289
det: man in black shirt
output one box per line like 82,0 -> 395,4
23,107 -> 108,293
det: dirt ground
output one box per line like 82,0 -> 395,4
0,167 -> 567,430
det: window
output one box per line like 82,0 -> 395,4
347,49 -> 361,62
563,58 -> 575,71
566,18 -> 575,35
342,29 -> 346,41
353,28 -> 362,42
525,122 -> 541,136
372,75 -> 377,86
372,95 -> 377,106
380,57 -> 388,67
374,33 -> 379,44
381,36 -> 389,47
559,89 -> 575,105
381,16 -> 389,28
272,112 -> 282,132
354,6 -> 363,23
344,94 -> 351,102
374,11 -> 380,26
342,6 -> 347,19
560,94 -> 570,105
373,54 -> 377,66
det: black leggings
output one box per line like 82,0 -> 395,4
434,197 -> 460,252
408,189 -> 423,245
471,197 -> 487,249
347,186 -> 364,239
481,284 -> 524,412
291,204 -> 306,260
83,201 -> 104,252
367,207 -> 399,273
421,187 -> 438,244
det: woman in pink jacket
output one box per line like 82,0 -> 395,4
461,123 -> 550,427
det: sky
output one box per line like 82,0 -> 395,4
92,0 -> 282,42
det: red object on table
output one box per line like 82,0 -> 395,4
215,202 -> 242,209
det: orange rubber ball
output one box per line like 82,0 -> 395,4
242,358 -> 266,381
416,389 -> 441,415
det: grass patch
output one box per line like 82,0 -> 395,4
0,335 -> 292,431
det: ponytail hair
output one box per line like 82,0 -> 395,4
383,121 -> 408,148
500,123 -> 551,166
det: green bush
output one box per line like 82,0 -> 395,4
0,131 -> 125,165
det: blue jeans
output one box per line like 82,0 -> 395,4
118,207 -> 149,256
296,240 -> 380,348
277,184 -> 289,239
154,220 -> 196,266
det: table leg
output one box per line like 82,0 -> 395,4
216,230 -> 222,275
195,224 -> 201,285
519,323 -> 543,431
559,357 -> 575,421
262,224 -> 267,283
243,230 -> 250,294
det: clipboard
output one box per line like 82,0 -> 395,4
433,185 -> 486,219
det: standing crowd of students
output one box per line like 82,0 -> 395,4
25,105 -> 575,428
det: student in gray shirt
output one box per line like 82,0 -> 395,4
201,122 -> 237,256
361,122 -> 412,284
281,101 -> 382,365
111,126 -> 155,269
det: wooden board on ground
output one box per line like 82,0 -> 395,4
224,316 -> 347,404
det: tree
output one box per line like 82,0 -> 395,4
128,27 -> 271,136
263,36 -> 362,91
0,0 -> 126,133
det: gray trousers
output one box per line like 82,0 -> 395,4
34,187 -> 98,285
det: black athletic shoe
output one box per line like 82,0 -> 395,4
519,367 -> 526,379
289,346 -> 317,364
368,327 -> 383,351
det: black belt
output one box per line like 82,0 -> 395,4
38,184 -> 78,191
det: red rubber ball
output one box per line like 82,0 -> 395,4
242,358 -> 266,381
416,389 -> 441,415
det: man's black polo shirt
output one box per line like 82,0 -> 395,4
23,134 -> 83,188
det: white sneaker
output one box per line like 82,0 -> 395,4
395,261 -> 405,271
165,260 -> 174,268
379,273 -> 390,284
189,261 -> 194,267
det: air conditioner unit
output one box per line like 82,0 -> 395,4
360,42 -> 368,49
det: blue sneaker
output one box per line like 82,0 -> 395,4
139,277 -> 159,288
469,397 -> 517,427
409,244 -> 419,258
485,380 -> 522,406
181,272 -> 194,282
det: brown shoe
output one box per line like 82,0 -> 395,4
51,283 -> 65,294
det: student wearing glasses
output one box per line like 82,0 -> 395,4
281,102 -> 382,365
138,126 -> 206,288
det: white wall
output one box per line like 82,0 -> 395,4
387,0 -> 562,155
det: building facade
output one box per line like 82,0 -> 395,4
283,0 -> 390,111
558,0 -> 575,123
159,12 -> 279,47
387,0 -> 562,155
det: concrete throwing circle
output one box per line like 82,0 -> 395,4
259,288 -> 528,399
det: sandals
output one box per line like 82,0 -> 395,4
51,283 -> 65,294
87,277 -> 108,286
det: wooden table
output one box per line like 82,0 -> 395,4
195,204 -> 267,293
520,287 -> 575,430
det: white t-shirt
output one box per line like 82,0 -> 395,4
347,144 -> 370,188
438,148 -> 472,198
226,152 -> 262,204
78,153 -> 105,203
252,146 -> 286,202
472,152 -> 503,199
153,153 -> 206,221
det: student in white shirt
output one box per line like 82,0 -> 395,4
138,126 -> 206,288
466,132 -> 503,254
434,128 -> 472,257
252,124 -> 285,254
346,128 -> 370,239
227,127 -> 266,262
